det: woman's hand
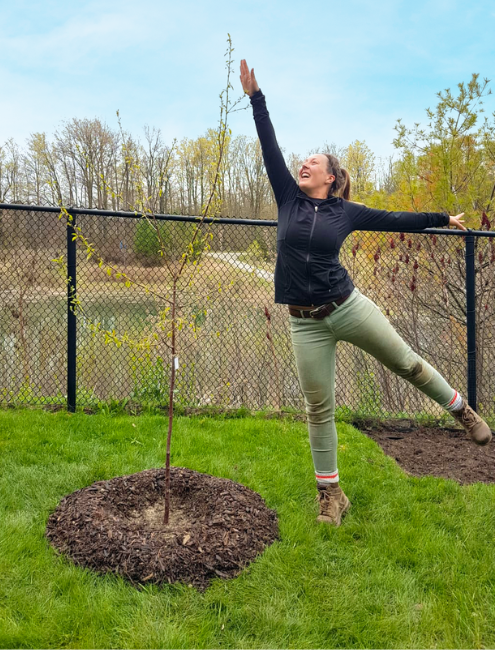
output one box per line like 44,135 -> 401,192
449,213 -> 467,231
240,59 -> 260,97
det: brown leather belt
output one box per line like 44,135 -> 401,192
288,295 -> 351,320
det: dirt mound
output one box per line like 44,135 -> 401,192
46,467 -> 279,590
356,418 -> 495,484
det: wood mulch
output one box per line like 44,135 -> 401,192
46,467 -> 279,590
355,418 -> 495,484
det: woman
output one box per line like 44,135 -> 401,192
240,60 -> 492,526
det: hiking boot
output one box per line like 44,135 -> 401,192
452,399 -> 492,446
316,484 -> 351,526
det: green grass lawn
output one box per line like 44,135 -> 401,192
1,409 -> 494,649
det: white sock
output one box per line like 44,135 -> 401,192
316,470 -> 339,486
446,390 -> 463,412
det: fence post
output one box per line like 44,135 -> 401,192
465,232 -> 477,411
67,212 -> 77,412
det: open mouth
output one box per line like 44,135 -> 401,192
300,172 -> 310,179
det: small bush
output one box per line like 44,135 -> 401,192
134,220 -> 171,266
134,219 -> 206,266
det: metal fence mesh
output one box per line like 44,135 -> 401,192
1,206 -> 494,419
1,209 -> 67,405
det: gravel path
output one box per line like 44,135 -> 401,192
208,252 -> 274,282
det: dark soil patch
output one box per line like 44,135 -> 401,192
46,467 -> 279,590
356,418 -> 495,484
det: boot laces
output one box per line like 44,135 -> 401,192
318,487 -> 340,515
459,405 -> 480,428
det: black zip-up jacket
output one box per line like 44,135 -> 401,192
250,90 -> 450,306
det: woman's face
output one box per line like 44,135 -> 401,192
298,154 -> 335,194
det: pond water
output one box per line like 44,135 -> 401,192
0,295 -> 160,403
0,293 -> 294,408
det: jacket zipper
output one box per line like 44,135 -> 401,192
306,205 -> 318,303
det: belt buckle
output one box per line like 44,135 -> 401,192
309,304 -> 326,319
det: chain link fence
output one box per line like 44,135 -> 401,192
1,204 -> 494,420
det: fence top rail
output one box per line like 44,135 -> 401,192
1,202 -> 494,237
0,203 -> 276,227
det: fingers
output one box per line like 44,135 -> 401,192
240,60 -> 250,79
240,60 -> 253,80
449,215 -> 467,231
456,213 -> 466,230
240,59 -> 248,91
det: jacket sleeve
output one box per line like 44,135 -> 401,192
250,90 -> 298,207
343,201 -> 450,231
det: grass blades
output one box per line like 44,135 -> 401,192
0,409 -> 494,649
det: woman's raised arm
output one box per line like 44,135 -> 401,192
240,59 -> 297,207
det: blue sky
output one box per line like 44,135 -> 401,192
1,0 -> 494,163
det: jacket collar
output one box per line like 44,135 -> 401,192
296,189 -> 341,205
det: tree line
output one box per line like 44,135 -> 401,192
0,74 -> 494,228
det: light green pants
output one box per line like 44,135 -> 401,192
289,288 -> 457,480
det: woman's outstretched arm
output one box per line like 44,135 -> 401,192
344,200 -> 467,232
240,59 -> 297,207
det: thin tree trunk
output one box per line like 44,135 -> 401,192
164,281 -> 177,525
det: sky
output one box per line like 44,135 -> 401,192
1,0 -> 495,164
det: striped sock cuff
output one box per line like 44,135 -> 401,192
315,470 -> 339,485
446,390 -> 463,412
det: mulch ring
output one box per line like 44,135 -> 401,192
46,467 -> 279,590
355,418 -> 495,484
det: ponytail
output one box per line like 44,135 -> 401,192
340,168 -> 351,200
324,155 -> 351,200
